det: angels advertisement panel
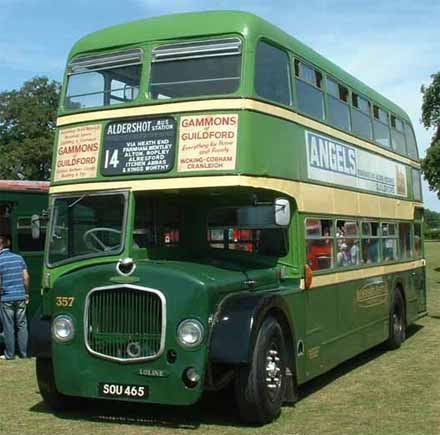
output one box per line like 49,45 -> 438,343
306,131 -> 407,198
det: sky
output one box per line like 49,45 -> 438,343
1,0 -> 439,210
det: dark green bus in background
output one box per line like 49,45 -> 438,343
32,11 -> 426,424
0,180 -> 48,347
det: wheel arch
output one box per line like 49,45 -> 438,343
209,292 -> 297,368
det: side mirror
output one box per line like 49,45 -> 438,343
31,214 -> 41,240
274,198 -> 290,227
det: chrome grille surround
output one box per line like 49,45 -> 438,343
84,284 -> 166,363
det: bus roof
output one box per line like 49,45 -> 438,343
0,180 -> 49,192
69,10 -> 411,123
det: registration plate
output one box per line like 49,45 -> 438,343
98,383 -> 149,400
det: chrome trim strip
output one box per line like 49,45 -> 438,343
83,284 -> 167,364
152,37 -> 241,62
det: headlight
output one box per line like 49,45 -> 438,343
52,315 -> 75,343
177,319 -> 204,348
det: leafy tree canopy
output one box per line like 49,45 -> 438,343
425,208 -> 440,229
0,76 -> 60,180
421,72 -> 440,197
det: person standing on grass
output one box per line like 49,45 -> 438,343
0,235 -> 30,360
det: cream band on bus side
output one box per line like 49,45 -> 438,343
177,114 -> 238,172
306,131 -> 407,198
54,124 -> 102,182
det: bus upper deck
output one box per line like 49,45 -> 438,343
51,11 -> 421,214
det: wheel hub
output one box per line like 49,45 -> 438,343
265,348 -> 282,393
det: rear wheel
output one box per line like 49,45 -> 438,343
235,317 -> 287,425
36,357 -> 80,411
387,290 -> 406,350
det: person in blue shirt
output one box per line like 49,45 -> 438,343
0,235 -> 30,360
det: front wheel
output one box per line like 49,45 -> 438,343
36,357 -> 80,411
386,290 -> 406,350
235,317 -> 287,425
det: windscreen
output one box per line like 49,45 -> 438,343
64,49 -> 142,110
48,193 -> 126,265
149,38 -> 242,99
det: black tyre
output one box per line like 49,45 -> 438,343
235,317 -> 287,425
386,289 -> 406,350
36,357 -> 80,411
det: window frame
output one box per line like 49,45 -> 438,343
360,220 -> 381,265
305,217 -> 335,272
326,76 -> 351,132
351,92 -> 373,140
293,57 -> 326,121
390,114 -> 407,155
149,36 -> 244,101
254,39 -> 293,107
64,48 -> 144,111
372,104 -> 391,148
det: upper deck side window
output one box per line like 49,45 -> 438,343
327,77 -> 350,131
390,115 -> 407,155
351,93 -> 372,140
373,104 -> 391,148
64,49 -> 143,110
255,41 -> 292,106
405,122 -> 419,160
149,37 -> 242,99
294,59 -> 325,120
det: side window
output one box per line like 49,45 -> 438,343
390,115 -> 407,155
414,223 -> 422,258
208,207 -> 288,256
361,221 -> 380,264
373,105 -> 391,148
17,217 -> 46,252
412,168 -> 422,201
381,222 -> 398,262
351,93 -> 372,140
255,42 -> 292,106
336,220 -> 360,267
294,59 -> 325,120
327,78 -> 350,131
399,222 -> 412,260
305,218 -> 333,271
405,123 -> 418,159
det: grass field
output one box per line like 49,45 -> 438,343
1,243 -> 439,435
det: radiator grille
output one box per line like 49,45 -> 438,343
85,286 -> 165,362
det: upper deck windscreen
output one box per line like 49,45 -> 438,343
65,49 -> 142,110
149,38 -> 242,99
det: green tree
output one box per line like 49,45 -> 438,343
0,76 -> 60,180
425,208 -> 440,229
421,72 -> 440,197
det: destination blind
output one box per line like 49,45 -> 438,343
101,117 -> 176,176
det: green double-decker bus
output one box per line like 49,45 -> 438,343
0,180 -> 48,347
33,11 -> 426,424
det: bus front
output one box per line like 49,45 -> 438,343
33,12 -> 300,423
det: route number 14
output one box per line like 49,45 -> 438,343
104,150 -> 120,169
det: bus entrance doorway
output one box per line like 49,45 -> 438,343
0,203 -> 12,243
